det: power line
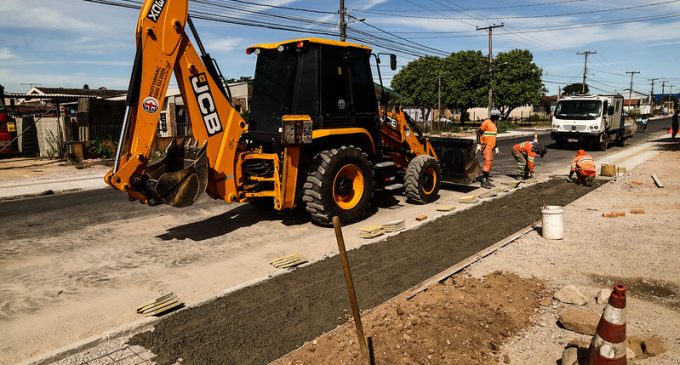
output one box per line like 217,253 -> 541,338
353,0 -> 680,20
352,0 -> 593,12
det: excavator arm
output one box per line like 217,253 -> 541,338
105,0 -> 246,207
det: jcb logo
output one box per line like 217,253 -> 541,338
190,74 -> 223,137
146,0 -> 166,23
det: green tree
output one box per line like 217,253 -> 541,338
562,83 -> 588,95
493,49 -> 545,119
440,50 -> 488,122
391,56 -> 443,121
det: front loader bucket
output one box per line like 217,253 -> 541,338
428,137 -> 481,185
144,139 -> 209,207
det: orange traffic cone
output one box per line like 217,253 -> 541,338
588,284 -> 627,365
669,128 -> 673,135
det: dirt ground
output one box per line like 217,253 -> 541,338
272,272 -> 547,365
0,157 -> 108,182
271,142 -> 680,365
125,179 -> 598,365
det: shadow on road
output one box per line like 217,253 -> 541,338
157,204 -> 310,241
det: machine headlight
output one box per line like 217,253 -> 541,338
277,45 -> 285,52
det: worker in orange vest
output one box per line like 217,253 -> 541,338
569,149 -> 597,186
476,109 -> 501,189
512,141 -> 547,180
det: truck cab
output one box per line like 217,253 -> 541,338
551,94 -> 632,150
0,85 -> 17,154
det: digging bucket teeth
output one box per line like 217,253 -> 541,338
428,137 -> 481,185
140,138 -> 209,207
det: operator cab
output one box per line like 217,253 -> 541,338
245,38 -> 379,146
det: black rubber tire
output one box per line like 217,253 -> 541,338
598,133 -> 609,151
302,146 -> 373,226
404,155 -> 442,204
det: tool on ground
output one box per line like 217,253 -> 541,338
104,0 -> 481,228
588,284 -> 627,365
332,216 -> 370,365
136,292 -> 184,316
651,174 -> 664,188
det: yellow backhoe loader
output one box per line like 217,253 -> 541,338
105,0 -> 479,226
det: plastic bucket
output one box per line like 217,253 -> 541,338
541,205 -> 564,240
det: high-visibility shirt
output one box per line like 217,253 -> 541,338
513,141 -> 537,172
479,119 -> 497,148
571,154 -> 596,173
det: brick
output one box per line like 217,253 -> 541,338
631,208 -> 645,214
415,214 -> 428,221
603,212 -> 626,218
631,180 -> 643,185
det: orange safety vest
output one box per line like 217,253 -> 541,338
479,119 -> 497,148
513,141 -> 537,172
571,154 -> 596,173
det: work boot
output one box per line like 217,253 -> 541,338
585,176 -> 595,187
481,178 -> 494,189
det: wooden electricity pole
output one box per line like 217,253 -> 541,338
577,50 -> 596,94
476,23 -> 504,113
339,0 -> 347,41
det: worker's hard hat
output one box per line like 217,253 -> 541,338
490,109 -> 501,118
532,143 -> 547,158
577,149 -> 586,156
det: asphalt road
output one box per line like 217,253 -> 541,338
0,117 -> 671,236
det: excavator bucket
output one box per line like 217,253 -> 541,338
428,137 -> 481,185
144,139 -> 209,207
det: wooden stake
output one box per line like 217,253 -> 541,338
332,216 -> 369,364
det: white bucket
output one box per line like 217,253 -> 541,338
541,205 -> 564,240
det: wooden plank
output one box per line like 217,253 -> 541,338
136,293 -> 175,313
143,301 -> 183,316
651,174 -> 664,188
404,221 -> 539,300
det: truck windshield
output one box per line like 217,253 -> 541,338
555,100 -> 602,120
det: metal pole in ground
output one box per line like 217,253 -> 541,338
332,216 -> 369,364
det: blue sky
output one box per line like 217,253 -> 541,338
1,0 -> 680,97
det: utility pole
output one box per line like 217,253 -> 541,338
648,78 -> 659,105
661,80 -> 668,102
339,0 -> 347,41
625,71 -> 640,106
438,75 -> 441,121
476,23 -> 504,113
576,51 -> 596,94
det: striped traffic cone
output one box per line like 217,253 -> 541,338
588,284 -> 627,365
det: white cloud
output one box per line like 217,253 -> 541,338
356,0 -> 389,11
205,37 -> 245,52
0,48 -> 18,61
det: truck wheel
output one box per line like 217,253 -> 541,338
303,146 -> 373,226
404,155 -> 442,204
598,133 -> 609,151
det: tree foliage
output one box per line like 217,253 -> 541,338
493,49 -> 544,119
391,49 -> 545,122
562,83 -> 588,95
391,56 -> 443,120
441,50 -> 488,121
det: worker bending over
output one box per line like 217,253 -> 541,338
476,109 -> 501,189
512,141 -> 547,180
569,149 -> 596,186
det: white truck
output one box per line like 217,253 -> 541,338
551,94 -> 634,150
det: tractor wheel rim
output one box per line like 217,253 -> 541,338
333,164 -> 364,210
422,167 -> 437,195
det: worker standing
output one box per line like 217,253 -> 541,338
512,141 -> 547,180
672,109 -> 678,139
476,109 -> 501,189
569,150 -> 597,186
